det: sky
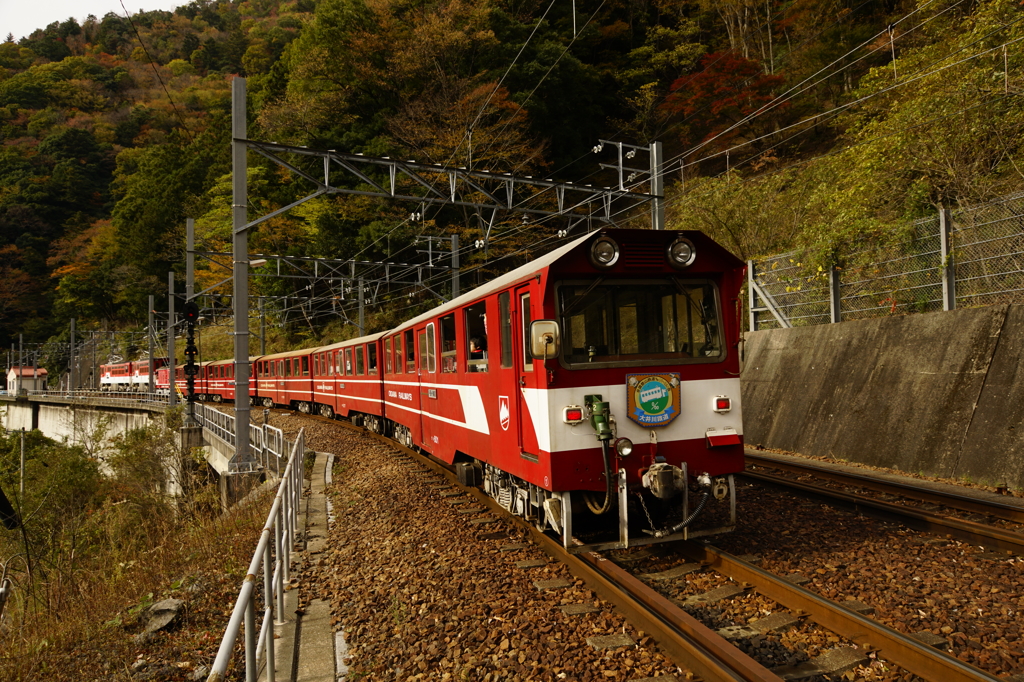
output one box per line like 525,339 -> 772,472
3,1 -> 183,42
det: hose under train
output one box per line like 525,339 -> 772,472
584,440 -> 614,515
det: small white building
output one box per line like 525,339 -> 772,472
6,367 -> 48,393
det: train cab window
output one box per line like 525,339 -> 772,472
499,292 -> 512,368
439,314 -> 456,373
464,301 -> 487,373
344,348 -> 353,375
385,338 -> 393,373
559,280 -> 723,366
368,344 -> 378,374
355,346 -> 365,375
301,356 -> 309,376
404,329 -> 415,373
520,293 -> 533,373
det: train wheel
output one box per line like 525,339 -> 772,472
213,395 -> 223,403
322,405 -> 334,419
263,397 -> 274,408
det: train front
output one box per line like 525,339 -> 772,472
534,229 -> 745,552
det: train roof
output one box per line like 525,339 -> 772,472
311,331 -> 387,354
392,228 -> 742,332
259,348 -> 316,361
207,356 -> 260,365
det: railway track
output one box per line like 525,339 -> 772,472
743,455 -> 1024,556
745,452 -> 1024,524
226,408 -> 1022,680
348,424 -> 776,681
349,420 -> 1008,681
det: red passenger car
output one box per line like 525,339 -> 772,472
204,358 -> 259,404
309,334 -> 386,429
255,349 -> 314,411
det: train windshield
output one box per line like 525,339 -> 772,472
558,279 -> 723,366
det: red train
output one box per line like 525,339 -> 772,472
161,229 -> 746,552
100,358 -> 169,391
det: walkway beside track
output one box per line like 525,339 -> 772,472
264,451 -> 340,682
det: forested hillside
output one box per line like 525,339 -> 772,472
2,0 -> 1023,362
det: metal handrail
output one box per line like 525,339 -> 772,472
192,404 -> 289,476
207,428 -> 305,682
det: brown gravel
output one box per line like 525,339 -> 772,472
292,422 -> 689,681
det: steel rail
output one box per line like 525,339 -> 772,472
743,470 -> 1024,555
677,544 -> 1003,682
745,453 -> 1024,524
555,545 -> 782,682
353,425 -> 782,682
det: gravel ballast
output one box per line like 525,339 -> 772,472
287,419 -> 688,681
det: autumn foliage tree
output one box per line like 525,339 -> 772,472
662,51 -> 787,161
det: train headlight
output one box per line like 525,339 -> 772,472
712,395 -> 732,413
589,236 -> 620,268
613,437 -> 633,457
667,236 -> 696,269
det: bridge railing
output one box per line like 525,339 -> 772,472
192,403 -> 290,476
22,389 -> 169,406
206,428 -> 305,682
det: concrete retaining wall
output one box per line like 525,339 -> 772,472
742,304 -> 1024,489
1,397 -> 165,459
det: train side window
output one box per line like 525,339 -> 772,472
368,344 -> 378,374
418,330 -> 427,374
345,348 -> 353,375
385,338 -> 393,373
405,329 -> 415,372
464,301 -> 487,372
426,323 -> 437,373
355,346 -> 365,375
439,314 -> 456,373
520,292 -> 533,372
499,292 -> 512,368
285,360 -> 291,377
393,335 -> 402,374
302,356 -> 309,376
331,351 -> 337,376
314,354 -> 320,376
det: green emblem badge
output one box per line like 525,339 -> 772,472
626,373 -> 681,427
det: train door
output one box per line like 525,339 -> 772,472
496,291 -> 521,456
513,285 -> 535,452
417,323 -> 437,450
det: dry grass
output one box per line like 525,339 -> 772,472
0,467 -> 274,681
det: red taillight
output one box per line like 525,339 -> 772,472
563,406 -> 585,424
713,396 -> 732,413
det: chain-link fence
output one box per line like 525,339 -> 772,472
750,192 -> 1024,330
